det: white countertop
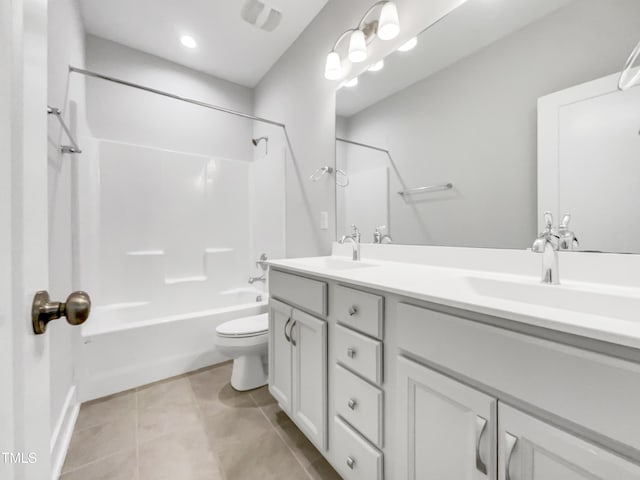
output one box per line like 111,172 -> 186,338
269,254 -> 640,350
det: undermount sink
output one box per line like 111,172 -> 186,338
466,276 -> 640,322
296,257 -> 379,271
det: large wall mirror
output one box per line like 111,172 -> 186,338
335,0 -> 640,253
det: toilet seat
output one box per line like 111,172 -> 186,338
216,313 -> 268,338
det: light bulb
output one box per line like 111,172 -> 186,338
397,37 -> 417,52
348,30 -> 368,63
324,51 -> 342,80
368,60 -> 384,72
180,35 -> 197,48
377,2 -> 400,41
345,77 -> 359,88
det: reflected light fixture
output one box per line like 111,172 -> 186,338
345,77 -> 359,88
324,1 -> 400,80
397,36 -> 417,52
180,35 -> 197,48
368,60 -> 384,72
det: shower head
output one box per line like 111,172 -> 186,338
252,136 -> 268,146
251,136 -> 269,155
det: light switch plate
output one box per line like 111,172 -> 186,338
320,211 -> 329,230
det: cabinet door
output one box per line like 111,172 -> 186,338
291,308 -> 327,450
268,299 -> 293,413
499,404 -> 640,480
397,356 -> 497,480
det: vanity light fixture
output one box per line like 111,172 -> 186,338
348,30 -> 368,63
397,36 -> 417,52
180,35 -> 197,49
344,77 -> 359,87
324,1 -> 400,80
368,60 -> 384,72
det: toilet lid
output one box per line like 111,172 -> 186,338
216,313 -> 268,337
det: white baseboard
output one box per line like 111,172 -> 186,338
50,385 -> 79,480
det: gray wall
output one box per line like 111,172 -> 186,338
342,0 -> 640,248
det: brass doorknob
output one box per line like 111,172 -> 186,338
32,290 -> 91,335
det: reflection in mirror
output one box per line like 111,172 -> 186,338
335,0 -> 640,253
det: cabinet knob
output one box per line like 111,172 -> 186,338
346,456 -> 356,469
348,398 -> 357,410
347,347 -> 356,358
348,305 -> 359,316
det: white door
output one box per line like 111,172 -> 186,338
268,299 -> 293,413
499,404 -> 640,480
1,0 -> 52,479
397,356 -> 497,480
291,308 -> 327,450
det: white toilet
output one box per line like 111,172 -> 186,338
215,313 -> 268,391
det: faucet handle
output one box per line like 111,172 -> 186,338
351,224 -> 360,235
544,211 -> 554,230
560,214 -> 571,230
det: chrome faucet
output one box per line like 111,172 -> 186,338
373,225 -> 392,244
248,274 -> 266,284
339,224 -> 361,261
558,214 -> 579,251
532,212 -> 560,284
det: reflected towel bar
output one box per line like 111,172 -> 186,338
398,183 -> 453,196
48,106 -> 82,154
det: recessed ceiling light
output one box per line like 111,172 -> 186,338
345,77 -> 359,88
397,37 -> 417,52
368,60 -> 384,72
180,35 -> 197,49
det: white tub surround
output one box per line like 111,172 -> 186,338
268,245 -> 640,480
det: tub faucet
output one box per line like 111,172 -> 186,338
248,274 -> 266,284
532,212 -> 560,284
340,224 -> 361,261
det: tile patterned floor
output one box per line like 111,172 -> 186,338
61,362 -> 342,480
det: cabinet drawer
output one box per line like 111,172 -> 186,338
335,324 -> 383,385
334,285 -> 383,339
270,269 -> 327,317
332,416 -> 383,480
397,302 -> 640,452
335,364 -> 383,447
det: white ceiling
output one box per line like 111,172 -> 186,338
337,0 -> 575,117
78,0 -> 329,88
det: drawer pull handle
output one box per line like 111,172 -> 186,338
348,305 -> 359,316
475,415 -> 488,475
290,321 -> 298,346
505,432 -> 518,480
348,398 -> 357,410
283,317 -> 292,343
347,347 -> 357,358
346,456 -> 356,469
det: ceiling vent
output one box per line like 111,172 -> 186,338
241,0 -> 282,32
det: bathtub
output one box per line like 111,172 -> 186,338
77,287 -> 268,401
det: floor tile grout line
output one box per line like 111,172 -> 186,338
255,400 -> 315,480
59,447 -> 136,476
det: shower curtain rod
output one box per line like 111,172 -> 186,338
68,65 -> 286,128
336,136 -> 389,154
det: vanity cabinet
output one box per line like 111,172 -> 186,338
498,404 -> 640,480
397,355 -> 496,480
268,273 -> 328,450
269,264 -> 640,480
